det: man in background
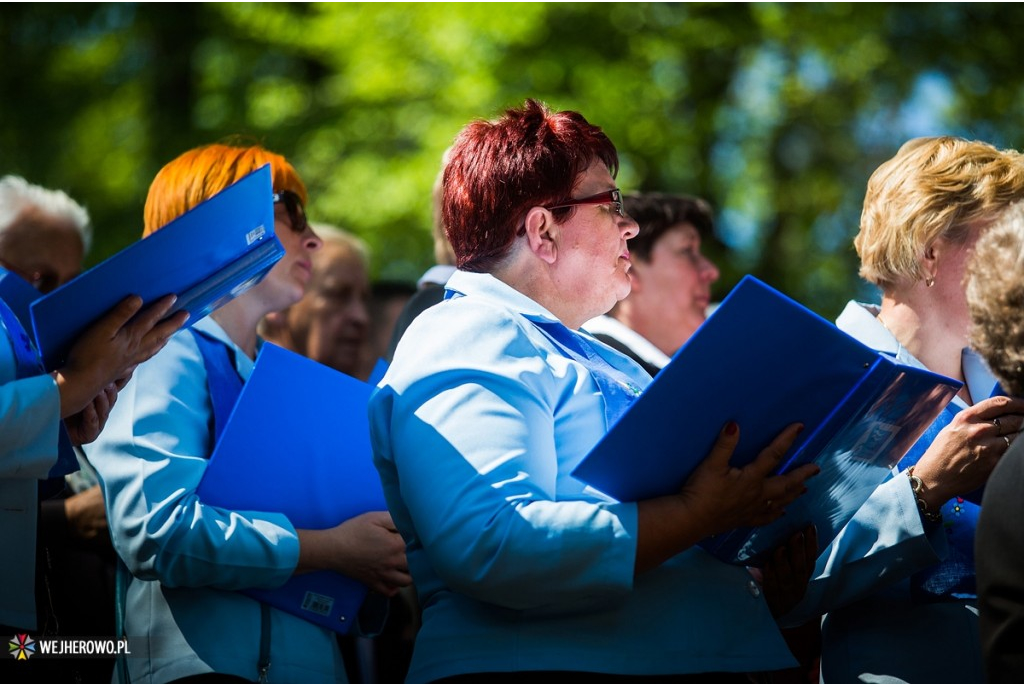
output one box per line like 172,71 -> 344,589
261,224 -> 372,378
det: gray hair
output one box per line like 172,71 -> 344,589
0,175 -> 92,253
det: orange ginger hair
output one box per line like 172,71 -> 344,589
143,143 -> 307,236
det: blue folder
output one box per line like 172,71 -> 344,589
195,342 -> 386,634
0,267 -> 42,332
572,275 -> 962,566
30,165 -> 283,370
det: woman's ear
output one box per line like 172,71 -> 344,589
523,207 -> 559,265
921,241 -> 939,285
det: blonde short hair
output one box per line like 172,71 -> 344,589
967,202 -> 1024,397
856,136 -> 1024,290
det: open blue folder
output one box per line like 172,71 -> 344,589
195,343 -> 386,634
30,165 -> 283,371
572,275 -> 962,566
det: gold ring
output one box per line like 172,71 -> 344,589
765,499 -> 773,509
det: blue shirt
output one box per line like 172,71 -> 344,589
370,270 -> 797,682
87,316 -> 346,683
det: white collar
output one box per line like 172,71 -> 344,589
836,301 -> 1000,407
444,270 -> 564,324
418,265 -> 457,288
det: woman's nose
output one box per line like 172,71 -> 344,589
620,214 -> 640,240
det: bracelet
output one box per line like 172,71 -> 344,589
907,467 -> 943,523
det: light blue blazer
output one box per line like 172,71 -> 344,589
87,317 -> 346,683
370,270 -> 797,683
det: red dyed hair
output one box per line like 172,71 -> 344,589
442,99 -> 620,272
143,143 -> 307,236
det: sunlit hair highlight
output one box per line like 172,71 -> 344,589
856,136 -> 1024,290
442,99 -> 619,273
143,143 -> 307,237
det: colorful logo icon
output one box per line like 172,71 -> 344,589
9,634 -> 34,660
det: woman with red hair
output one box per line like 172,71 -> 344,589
370,100 -> 818,682
89,143 -> 410,683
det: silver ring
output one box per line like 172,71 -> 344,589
1005,435 -> 1012,449
993,418 -> 1002,429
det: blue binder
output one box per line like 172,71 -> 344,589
572,275 -> 962,566
195,342 -> 386,634
0,267 -> 42,332
30,165 -> 283,371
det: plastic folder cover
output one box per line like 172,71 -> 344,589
30,165 -> 283,370
196,343 -> 386,634
0,267 -> 41,331
572,275 -> 961,565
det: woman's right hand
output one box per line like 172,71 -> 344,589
296,511 -> 412,597
55,293 -> 189,419
680,422 -> 820,536
909,395 -> 1024,508
635,422 -> 819,575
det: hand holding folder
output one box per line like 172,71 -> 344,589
196,343 -> 399,634
30,165 -> 283,371
574,275 -> 962,566
0,268 -> 185,460
61,295 -> 189,449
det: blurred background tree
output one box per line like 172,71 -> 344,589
3,2 -> 1024,319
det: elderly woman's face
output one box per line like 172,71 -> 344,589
553,160 -> 639,325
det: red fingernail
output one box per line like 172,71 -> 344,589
725,421 -> 738,436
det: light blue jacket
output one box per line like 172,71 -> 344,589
370,270 -> 797,682
0,306 -> 61,629
87,317 -> 346,683
783,301 -> 993,683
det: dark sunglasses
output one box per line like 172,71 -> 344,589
272,191 -> 309,233
544,188 -> 625,217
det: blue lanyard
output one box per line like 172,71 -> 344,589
0,297 -> 42,379
442,287 -> 643,429
528,318 -> 643,430
190,328 -> 244,447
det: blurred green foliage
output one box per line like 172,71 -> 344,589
4,2 -> 1024,319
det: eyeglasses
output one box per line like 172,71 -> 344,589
272,191 -> 309,233
544,188 -> 625,217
